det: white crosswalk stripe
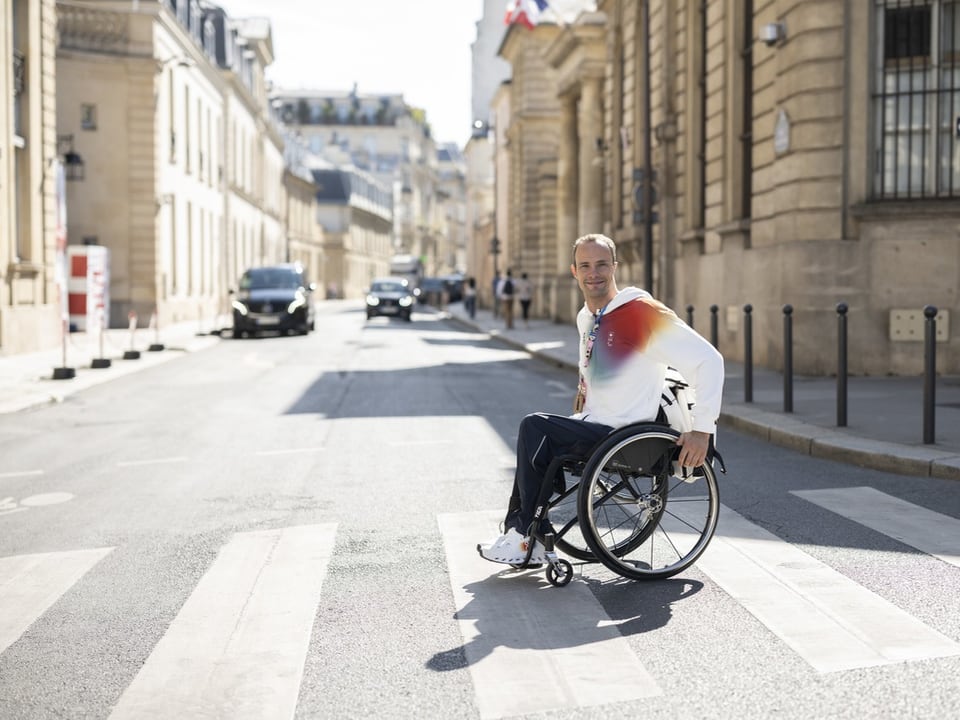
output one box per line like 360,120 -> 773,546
438,510 -> 662,720
0,547 -> 114,655
108,524 -> 337,720
791,486 -> 960,568
687,503 -> 960,672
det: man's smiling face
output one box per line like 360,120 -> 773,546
572,241 -> 619,311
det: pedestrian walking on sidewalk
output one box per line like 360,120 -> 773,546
491,272 -> 501,318
464,277 -> 477,319
516,272 -> 533,328
498,269 -> 516,330
478,233 -> 724,564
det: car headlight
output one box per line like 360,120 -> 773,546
287,296 -> 306,314
399,296 -> 413,307
366,295 -> 380,306
232,300 -> 248,316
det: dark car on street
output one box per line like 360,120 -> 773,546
366,277 -> 415,321
231,264 -> 316,338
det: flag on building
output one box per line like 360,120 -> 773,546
504,0 -> 550,30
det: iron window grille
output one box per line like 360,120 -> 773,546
874,0 -> 960,198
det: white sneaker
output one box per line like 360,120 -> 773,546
477,528 -> 546,565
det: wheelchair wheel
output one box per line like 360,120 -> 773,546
576,424 -> 720,581
546,559 -> 574,587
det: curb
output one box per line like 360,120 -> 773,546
720,404 -> 960,481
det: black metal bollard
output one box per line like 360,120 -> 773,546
686,304 -> 694,328
836,302 -> 848,427
710,304 -> 719,349
783,305 -> 793,413
923,305 -> 937,444
744,304 -> 753,403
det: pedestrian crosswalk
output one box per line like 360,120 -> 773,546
0,547 -> 113,656
439,511 -> 662,718
109,524 -> 337,720
690,504 -> 960,673
791,486 -> 960,568
0,489 -> 958,718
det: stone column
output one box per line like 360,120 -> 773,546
578,76 -> 604,235
556,95 -> 578,275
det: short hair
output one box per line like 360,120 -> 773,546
573,233 -> 617,264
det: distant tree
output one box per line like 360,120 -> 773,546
376,97 -> 391,125
322,98 -> 336,124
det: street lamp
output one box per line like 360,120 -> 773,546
57,135 -> 84,181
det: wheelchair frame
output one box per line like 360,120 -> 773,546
514,422 -> 724,587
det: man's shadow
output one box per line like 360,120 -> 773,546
426,571 -> 703,671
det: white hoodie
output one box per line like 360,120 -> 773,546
573,287 -> 724,432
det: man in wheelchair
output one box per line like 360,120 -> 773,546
478,233 -> 725,565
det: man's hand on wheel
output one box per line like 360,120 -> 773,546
676,430 -> 710,468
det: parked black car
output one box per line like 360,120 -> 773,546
366,277 -> 415,321
231,264 -> 316,338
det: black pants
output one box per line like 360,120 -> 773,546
504,412 -> 613,534
520,299 -> 531,321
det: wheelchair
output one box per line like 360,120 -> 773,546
514,422 -> 724,587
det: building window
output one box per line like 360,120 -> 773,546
184,85 -> 191,173
874,0 -> 960,198
81,103 -> 97,130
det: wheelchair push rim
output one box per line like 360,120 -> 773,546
576,426 -> 720,581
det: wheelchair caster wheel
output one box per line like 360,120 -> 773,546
546,559 -> 573,587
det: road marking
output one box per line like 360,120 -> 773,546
683,503 -> 960,673
0,547 -> 113,654
19,492 -> 74,507
116,457 -> 188,468
0,470 -> 44,479
109,524 -> 337,720
791,486 -> 960,568
438,511 -> 661,720
254,447 -> 325,456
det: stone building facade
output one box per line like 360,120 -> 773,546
271,90 -> 437,267
0,0 -> 60,354
54,0 -> 289,333
488,1 -> 959,375
311,165 -> 393,300
282,134 -> 325,283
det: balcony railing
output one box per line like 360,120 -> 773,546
58,6 -> 128,53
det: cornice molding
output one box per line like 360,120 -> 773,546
544,13 -> 607,70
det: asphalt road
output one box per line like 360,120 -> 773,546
1,301 -> 958,719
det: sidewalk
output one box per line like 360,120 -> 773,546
443,302 -> 960,482
0,320 -> 221,416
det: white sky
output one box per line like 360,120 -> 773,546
212,0 -> 486,146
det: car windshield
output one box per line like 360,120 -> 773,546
371,281 -> 406,293
240,269 -> 301,290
